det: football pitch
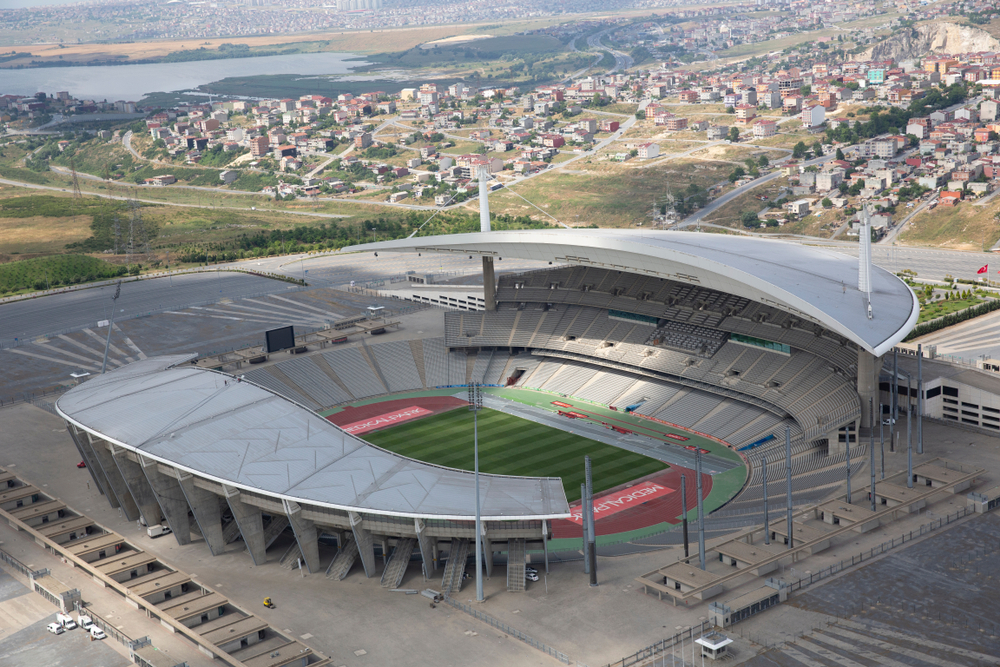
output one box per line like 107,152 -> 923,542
361,407 -> 668,503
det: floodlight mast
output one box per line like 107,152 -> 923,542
468,382 -> 485,603
101,281 -> 122,374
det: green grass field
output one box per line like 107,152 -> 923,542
362,407 -> 667,503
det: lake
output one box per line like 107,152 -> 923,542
1,52 -> 368,101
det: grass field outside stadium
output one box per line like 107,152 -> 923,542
362,407 -> 668,503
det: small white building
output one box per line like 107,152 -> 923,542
637,142 -> 660,159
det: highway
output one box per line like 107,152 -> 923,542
586,29 -> 633,74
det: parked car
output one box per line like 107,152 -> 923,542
89,626 -> 107,640
525,572 -> 539,582
76,461 -> 86,469
47,623 -> 64,635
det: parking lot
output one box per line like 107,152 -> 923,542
0,569 -> 130,667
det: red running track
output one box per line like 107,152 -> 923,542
552,466 -> 712,539
328,396 -> 712,539
325,396 -> 468,431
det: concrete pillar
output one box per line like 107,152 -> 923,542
350,511 -> 376,578
176,473 -> 226,556
857,350 -> 880,430
224,486 -> 266,566
482,530 -> 493,579
482,257 -> 496,311
139,457 -> 191,546
111,447 -> 163,528
415,519 -> 435,577
828,431 -> 846,457
87,435 -> 140,521
66,425 -> 111,501
283,500 -> 320,574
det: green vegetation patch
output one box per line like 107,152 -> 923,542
0,254 -> 126,295
362,407 -> 668,502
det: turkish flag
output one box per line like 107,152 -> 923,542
978,265 -> 989,274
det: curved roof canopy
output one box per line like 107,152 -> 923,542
345,230 -> 917,356
56,355 -> 569,521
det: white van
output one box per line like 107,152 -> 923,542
46,622 -> 64,635
56,613 -> 77,630
89,626 -> 107,640
77,614 -> 94,630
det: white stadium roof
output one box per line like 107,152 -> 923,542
346,230 -> 917,357
56,355 -> 570,522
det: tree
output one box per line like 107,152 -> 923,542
758,155 -> 769,167
729,166 -> 746,182
990,131 -> 1000,142
740,210 -> 760,227
800,85 -> 812,96
726,106 -> 735,114
729,127 -> 740,142
835,147 -> 844,160
821,198 -> 833,208
792,141 -> 807,159
812,141 -> 823,157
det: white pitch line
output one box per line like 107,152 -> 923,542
219,301 -> 330,324
268,294 -> 345,319
235,297 -> 322,318
81,328 -> 132,362
33,341 -> 124,368
113,324 -> 147,360
57,334 -> 110,359
5,347 -> 101,370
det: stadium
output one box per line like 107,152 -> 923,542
54,227 -> 918,599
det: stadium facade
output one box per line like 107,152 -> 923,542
56,229 -> 917,590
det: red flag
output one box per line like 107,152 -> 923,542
978,264 -> 989,274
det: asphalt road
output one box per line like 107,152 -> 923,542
0,271 -> 293,347
675,149 -> 839,228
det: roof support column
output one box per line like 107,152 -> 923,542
111,446 -> 163,529
86,435 -> 140,522
176,472 -> 225,556
415,518 -> 436,577
350,511 -> 376,578
482,257 -> 496,311
857,350 -> 881,434
65,424 -> 110,501
224,485 -> 266,566
283,500 -> 320,574
139,457 -> 191,545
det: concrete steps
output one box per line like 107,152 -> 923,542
507,538 -> 526,593
326,538 -> 359,580
380,538 -> 415,589
440,538 -> 469,596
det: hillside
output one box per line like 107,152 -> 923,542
860,22 -> 1000,62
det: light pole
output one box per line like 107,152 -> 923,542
101,281 -> 122,374
468,382 -> 484,602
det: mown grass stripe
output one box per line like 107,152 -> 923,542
363,407 -> 669,502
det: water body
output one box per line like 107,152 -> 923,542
1,0 -> 91,7
1,51 -> 368,100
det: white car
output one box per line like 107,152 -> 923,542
525,572 -> 539,582
89,626 -> 107,640
47,623 -> 64,635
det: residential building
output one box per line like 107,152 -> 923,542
801,104 -> 825,129
638,143 -> 660,159
752,119 -> 777,138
